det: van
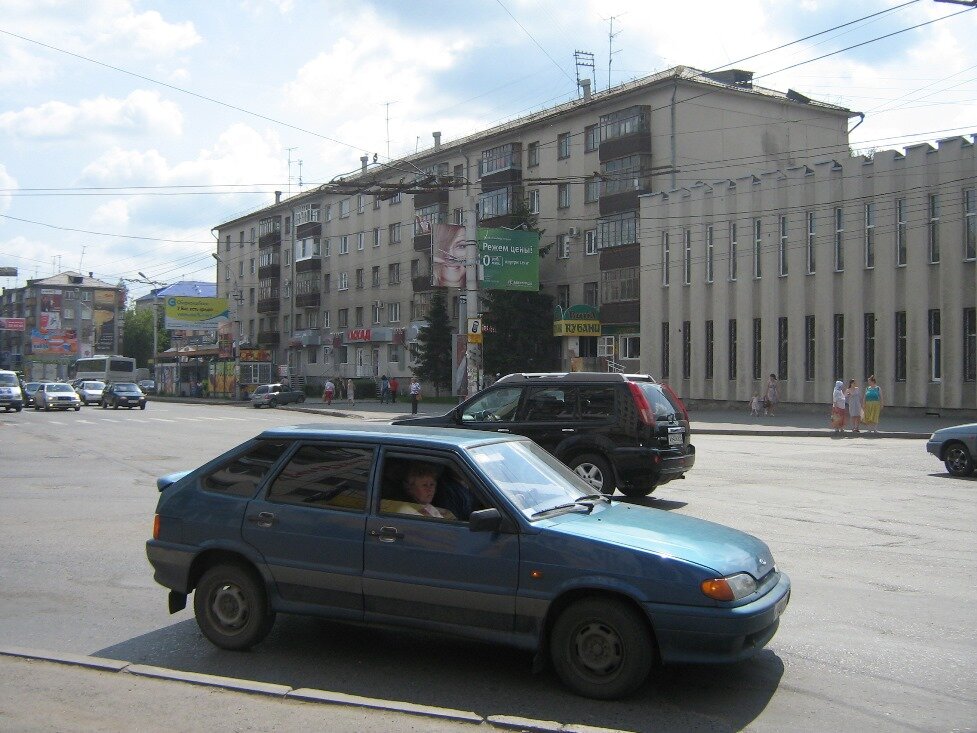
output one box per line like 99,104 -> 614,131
0,370 -> 24,412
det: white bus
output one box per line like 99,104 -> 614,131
71,356 -> 138,383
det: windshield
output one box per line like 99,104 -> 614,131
468,440 -> 597,519
83,382 -> 105,390
0,374 -> 17,386
115,383 -> 140,392
49,384 -> 73,393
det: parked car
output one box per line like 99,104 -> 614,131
74,380 -> 106,405
395,372 -> 695,497
146,424 -> 789,700
250,383 -> 306,408
138,379 -> 157,395
22,382 -> 41,407
926,423 -> 977,476
0,369 -> 24,412
101,382 -> 147,410
34,382 -> 82,411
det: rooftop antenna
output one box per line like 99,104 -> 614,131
605,14 -> 624,90
384,101 -> 398,160
574,50 -> 596,95
285,146 -> 298,197
78,245 -> 86,273
298,159 -> 304,190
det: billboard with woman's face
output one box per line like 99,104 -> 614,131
432,224 -> 467,289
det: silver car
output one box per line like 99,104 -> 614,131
34,383 -> 82,411
926,423 -> 977,477
74,380 -> 106,405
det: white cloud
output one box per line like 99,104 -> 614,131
0,90 -> 183,141
90,200 -> 130,228
98,7 -> 200,56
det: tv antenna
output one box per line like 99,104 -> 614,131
605,14 -> 624,90
384,101 -> 398,161
574,51 -> 596,95
286,147 -> 301,197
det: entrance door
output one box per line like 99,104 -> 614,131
371,347 -> 380,377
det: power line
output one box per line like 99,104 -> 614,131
493,0 -> 576,87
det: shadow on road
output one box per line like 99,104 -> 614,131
95,615 -> 783,731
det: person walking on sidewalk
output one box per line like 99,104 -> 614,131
346,378 -> 355,408
322,378 -> 335,406
862,375 -> 883,433
847,378 -> 863,433
831,380 -> 848,433
379,374 -> 391,404
389,376 -> 399,403
409,376 -> 421,415
764,374 -> 779,416
749,392 -> 762,417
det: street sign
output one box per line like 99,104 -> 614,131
467,317 -> 483,344
0,267 -> 17,277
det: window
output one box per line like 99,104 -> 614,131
411,258 -> 420,278
779,215 -> 788,276
895,311 -> 907,382
728,221 -> 738,280
203,441 -> 289,497
323,238 -> 331,257
620,335 -> 640,360
864,202 -> 875,268
753,219 -> 762,279
683,229 -> 692,285
339,235 -> 349,255
357,232 -> 365,251
583,281 -> 598,307
250,258 -> 256,275
806,211 -> 816,274
705,225 -> 714,283
323,310 -> 330,328
896,197 -> 908,266
373,301 -> 383,324
266,445 -> 372,512
355,306 -> 364,327
296,237 -> 321,260
777,317 -> 788,380
805,315 -> 816,381
372,266 -> 381,287
682,322 -> 691,379
225,234 -> 231,252
284,249 -> 291,266
585,230 -> 598,255
661,322 -> 670,378
966,188 -> 976,260
374,196 -> 381,210
752,318 -> 762,381
929,309 -> 942,382
558,234 -> 570,259
864,313 -> 875,379
601,154 -> 651,195
323,273 -> 331,292
389,301 -> 401,323
389,191 -> 402,204
704,320 -> 714,379
529,189 -> 540,214
584,124 -> 599,152
338,272 -> 348,291
964,307 -> 976,382
928,193 -> 940,263
728,319 -> 737,381
338,308 -> 348,327
585,176 -> 600,203
600,267 -> 639,302
389,222 -> 402,244
355,269 -> 364,289
596,211 -> 638,249
414,203 -> 445,235
357,194 -> 365,214
325,204 -> 332,222
339,199 -> 350,218
557,183 -> 571,208
527,141 -> 539,167
480,143 -> 519,175
307,346 -> 317,364
833,314 -> 844,380
662,232 -> 670,286
373,227 -> 381,247
599,106 -> 649,142
479,186 -> 515,219
558,284 -> 570,309
239,261 -> 244,278
558,132 -> 571,159
834,207 -> 844,271
388,262 -> 401,284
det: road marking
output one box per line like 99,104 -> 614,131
148,418 -> 177,423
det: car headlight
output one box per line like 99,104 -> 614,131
701,572 -> 758,601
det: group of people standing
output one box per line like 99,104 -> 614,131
831,376 -> 883,434
321,375 -> 422,414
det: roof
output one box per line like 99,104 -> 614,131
25,271 -> 118,289
257,422 -> 528,449
134,281 -> 216,306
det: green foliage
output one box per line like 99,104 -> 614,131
411,289 -> 453,396
121,306 -> 170,368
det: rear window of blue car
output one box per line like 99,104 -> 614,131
202,440 -> 290,497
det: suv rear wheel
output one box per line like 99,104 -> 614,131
569,454 -> 615,495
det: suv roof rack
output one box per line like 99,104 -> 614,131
496,372 -> 658,384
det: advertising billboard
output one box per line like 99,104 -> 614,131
164,297 -> 230,331
477,228 -> 540,291
432,223 -> 467,289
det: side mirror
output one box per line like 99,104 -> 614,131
469,508 -> 504,533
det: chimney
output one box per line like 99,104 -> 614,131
433,131 -> 441,150
361,155 -> 369,173
89,272 -> 93,278
274,190 -> 282,204
580,78 -> 592,101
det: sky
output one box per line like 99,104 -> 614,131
1,0 -> 975,302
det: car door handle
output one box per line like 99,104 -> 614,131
370,526 -> 404,543
562,428 -> 575,433
495,428 -> 510,433
247,511 -> 275,528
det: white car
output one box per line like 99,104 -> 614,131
34,383 -> 82,411
74,380 -> 106,405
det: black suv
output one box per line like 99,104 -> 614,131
394,372 -> 694,497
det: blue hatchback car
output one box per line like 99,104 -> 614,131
147,424 -> 790,699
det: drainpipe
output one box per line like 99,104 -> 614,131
670,80 -> 678,190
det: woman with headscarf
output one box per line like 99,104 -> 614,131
831,380 -> 847,433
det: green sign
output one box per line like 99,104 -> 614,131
477,228 -> 540,291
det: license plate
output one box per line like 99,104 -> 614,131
668,432 -> 684,445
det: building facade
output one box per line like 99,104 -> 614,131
640,135 -> 977,411
213,66 -> 854,389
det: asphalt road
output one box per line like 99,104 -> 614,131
0,402 -> 974,732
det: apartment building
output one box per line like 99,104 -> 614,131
640,135 -> 977,411
214,65 -> 854,387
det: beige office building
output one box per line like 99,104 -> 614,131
213,66 -> 855,389
640,135 -> 977,411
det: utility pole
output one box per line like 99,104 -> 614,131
463,161 -> 481,397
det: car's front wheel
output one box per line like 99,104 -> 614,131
297,395 -> 305,403
101,401 -> 107,409
74,405 -> 81,411
140,403 -> 146,410
268,398 -> 278,408
194,563 -> 275,651
944,442 -> 975,476
550,597 -> 654,700
568,453 -> 616,495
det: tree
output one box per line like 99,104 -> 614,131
411,289 -> 453,396
121,306 -> 170,368
481,198 -> 559,376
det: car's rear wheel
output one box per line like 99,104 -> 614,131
944,443 -> 975,476
140,403 -> 146,410
550,597 -> 654,700
269,398 -> 278,408
101,401 -> 107,409
194,564 -> 275,651
297,395 -> 305,403
569,454 -> 615,495
113,401 -> 119,409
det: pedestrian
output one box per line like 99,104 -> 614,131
764,373 -> 779,416
346,377 -> 355,407
380,374 -> 391,404
389,376 -> 399,403
847,378 -> 863,433
831,380 -> 847,433
409,376 -> 421,415
749,392 -> 762,417
322,378 -> 335,406
862,375 -> 883,434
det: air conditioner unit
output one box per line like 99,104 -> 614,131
568,226 -> 580,237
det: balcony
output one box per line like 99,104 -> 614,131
414,232 -> 432,252
257,297 -> 280,314
413,189 -> 449,208
256,331 -> 280,346
296,221 -> 322,239
412,275 -> 434,292
295,292 -> 321,308
290,329 -> 321,346
258,231 -> 281,248
258,263 -> 280,279
295,257 -> 322,274
600,301 -> 640,325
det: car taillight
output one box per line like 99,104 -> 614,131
152,514 -> 160,540
662,382 -> 690,423
627,382 -> 656,426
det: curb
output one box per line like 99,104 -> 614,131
0,647 -> 637,733
694,428 -> 930,440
